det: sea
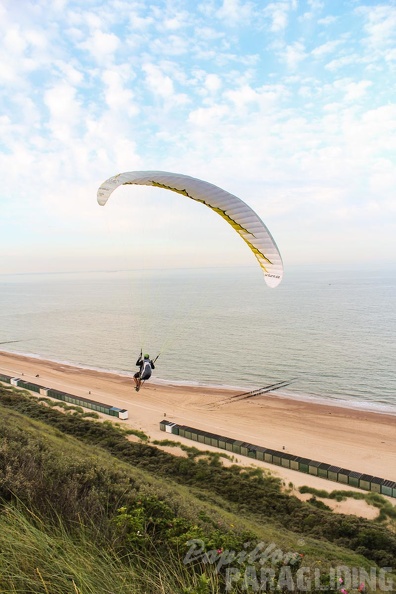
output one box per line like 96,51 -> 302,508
0,265 -> 395,414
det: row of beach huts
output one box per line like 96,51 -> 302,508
160,420 -> 396,499
0,373 -> 128,420
1,371 -> 394,498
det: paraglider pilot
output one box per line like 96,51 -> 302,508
134,351 -> 155,392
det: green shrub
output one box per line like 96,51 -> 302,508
1,386 -> 396,571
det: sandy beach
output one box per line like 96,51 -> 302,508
1,351 -> 395,505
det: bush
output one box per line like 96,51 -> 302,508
1,386 -> 396,569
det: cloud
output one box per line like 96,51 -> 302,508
188,104 -> 229,127
311,39 -> 343,59
44,82 -> 82,142
224,84 -> 259,108
4,25 -> 27,54
343,80 -> 372,102
263,1 -> 297,33
318,15 -> 337,26
0,0 -> 395,273
325,54 -> 361,71
216,0 -> 255,25
0,22 -> 49,85
359,4 -> 396,48
150,33 -> 190,57
204,73 -> 222,93
142,62 -> 175,99
78,30 -> 120,63
283,42 -> 307,69
307,0 -> 324,9
102,68 -> 138,115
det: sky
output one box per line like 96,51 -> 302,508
0,0 -> 395,275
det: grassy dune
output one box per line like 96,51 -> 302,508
0,384 -> 395,593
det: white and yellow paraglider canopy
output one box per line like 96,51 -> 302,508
97,171 -> 283,288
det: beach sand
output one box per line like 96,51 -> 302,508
1,351 -> 395,519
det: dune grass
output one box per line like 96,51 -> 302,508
299,486 -> 396,523
1,385 -> 396,593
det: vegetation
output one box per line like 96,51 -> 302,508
299,486 -> 396,523
153,438 -> 233,461
0,384 -> 396,593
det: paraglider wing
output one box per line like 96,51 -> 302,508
97,171 -> 283,287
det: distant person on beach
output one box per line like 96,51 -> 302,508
134,352 -> 155,392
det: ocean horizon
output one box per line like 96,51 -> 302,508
1,264 -> 395,414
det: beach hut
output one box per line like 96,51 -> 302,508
272,451 -> 282,466
0,374 -> 12,383
164,422 -> 177,434
17,380 -> 42,393
327,465 -> 342,482
160,421 -> 176,433
10,378 -> 21,386
47,388 -> 65,400
348,470 -> 363,488
359,474 -> 374,492
189,427 -> 203,443
239,442 -> 255,457
317,462 -> 331,479
196,430 -> 205,443
204,433 -> 213,446
308,460 -> 321,476
280,453 -> 293,468
232,440 -> 244,455
264,449 -> 276,464
369,476 -> 384,494
255,447 -> 267,461
218,436 -> 227,449
117,409 -> 128,420
241,443 -> 257,459
289,456 -> 299,471
239,442 -> 249,456
184,427 -> 193,440
380,480 -> 396,498
197,431 -> 205,444
160,419 -> 170,432
210,434 -> 220,448
294,457 -> 310,474
337,468 -> 350,484
225,438 -> 235,452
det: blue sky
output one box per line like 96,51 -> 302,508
1,0 -> 395,275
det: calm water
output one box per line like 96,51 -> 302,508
0,265 -> 395,413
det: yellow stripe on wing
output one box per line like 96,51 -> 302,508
149,181 -> 273,270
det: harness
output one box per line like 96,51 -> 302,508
140,359 -> 152,379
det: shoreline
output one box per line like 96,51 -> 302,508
1,350 -> 396,490
2,348 -> 396,417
